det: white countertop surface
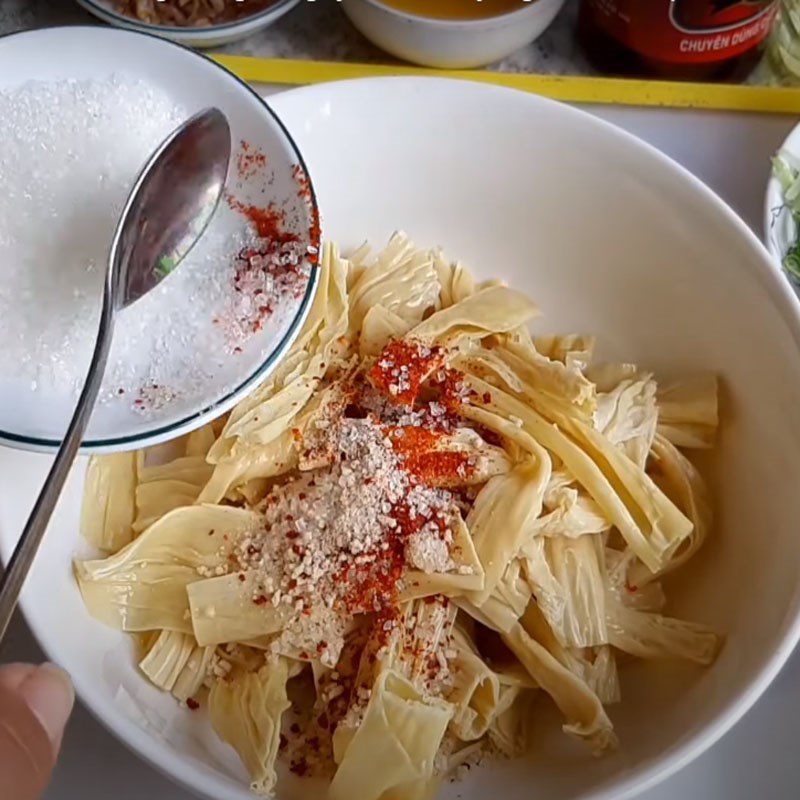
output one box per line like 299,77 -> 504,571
2,4 -> 800,799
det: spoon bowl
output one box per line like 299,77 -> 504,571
114,108 -> 231,309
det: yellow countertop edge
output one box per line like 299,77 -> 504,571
213,54 -> 800,114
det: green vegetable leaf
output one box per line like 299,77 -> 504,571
154,255 -> 177,281
784,247 -> 800,282
772,155 -> 797,194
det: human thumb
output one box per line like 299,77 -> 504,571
0,662 -> 74,800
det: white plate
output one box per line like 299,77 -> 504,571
4,76 -> 800,800
75,0 -> 303,49
0,28 -> 319,454
764,121 -> 800,290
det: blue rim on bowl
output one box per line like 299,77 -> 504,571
0,25 -> 320,454
75,0 -> 300,35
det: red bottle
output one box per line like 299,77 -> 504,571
578,0 -> 779,81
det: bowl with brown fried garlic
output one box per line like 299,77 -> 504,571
76,0 -> 302,47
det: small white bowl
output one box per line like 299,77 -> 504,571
75,0 -> 302,48
764,122 -> 800,291
0,27 -> 319,453
341,0 -> 566,69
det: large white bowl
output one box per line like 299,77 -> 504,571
0,27 -> 319,454
4,76 -> 800,800
341,0 -> 566,68
75,0 -> 302,48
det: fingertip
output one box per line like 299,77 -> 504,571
19,663 -> 75,751
0,662 -> 38,692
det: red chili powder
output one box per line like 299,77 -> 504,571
236,140 -> 267,180
387,426 -> 473,485
226,196 -> 297,242
368,340 -> 444,406
429,366 -> 471,413
336,536 -> 406,615
292,163 -> 312,201
307,203 -> 321,265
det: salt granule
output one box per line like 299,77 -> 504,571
0,76 -> 301,410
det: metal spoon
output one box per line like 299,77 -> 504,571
0,107 -> 232,641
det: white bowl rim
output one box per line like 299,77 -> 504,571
356,0 -> 562,30
15,73 -> 800,800
76,0 -> 300,36
0,25 -> 321,455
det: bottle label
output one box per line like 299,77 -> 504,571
585,0 -> 777,64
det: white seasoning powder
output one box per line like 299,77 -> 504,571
231,415 -> 459,661
404,526 -> 454,574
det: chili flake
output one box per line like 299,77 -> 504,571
386,425 -> 474,486
369,339 -> 444,406
235,140 -> 267,181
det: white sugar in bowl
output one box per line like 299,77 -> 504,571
0,26 -> 319,454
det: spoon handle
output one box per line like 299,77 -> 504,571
0,292 -> 115,642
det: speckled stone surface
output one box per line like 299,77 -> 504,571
0,0 -> 594,76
